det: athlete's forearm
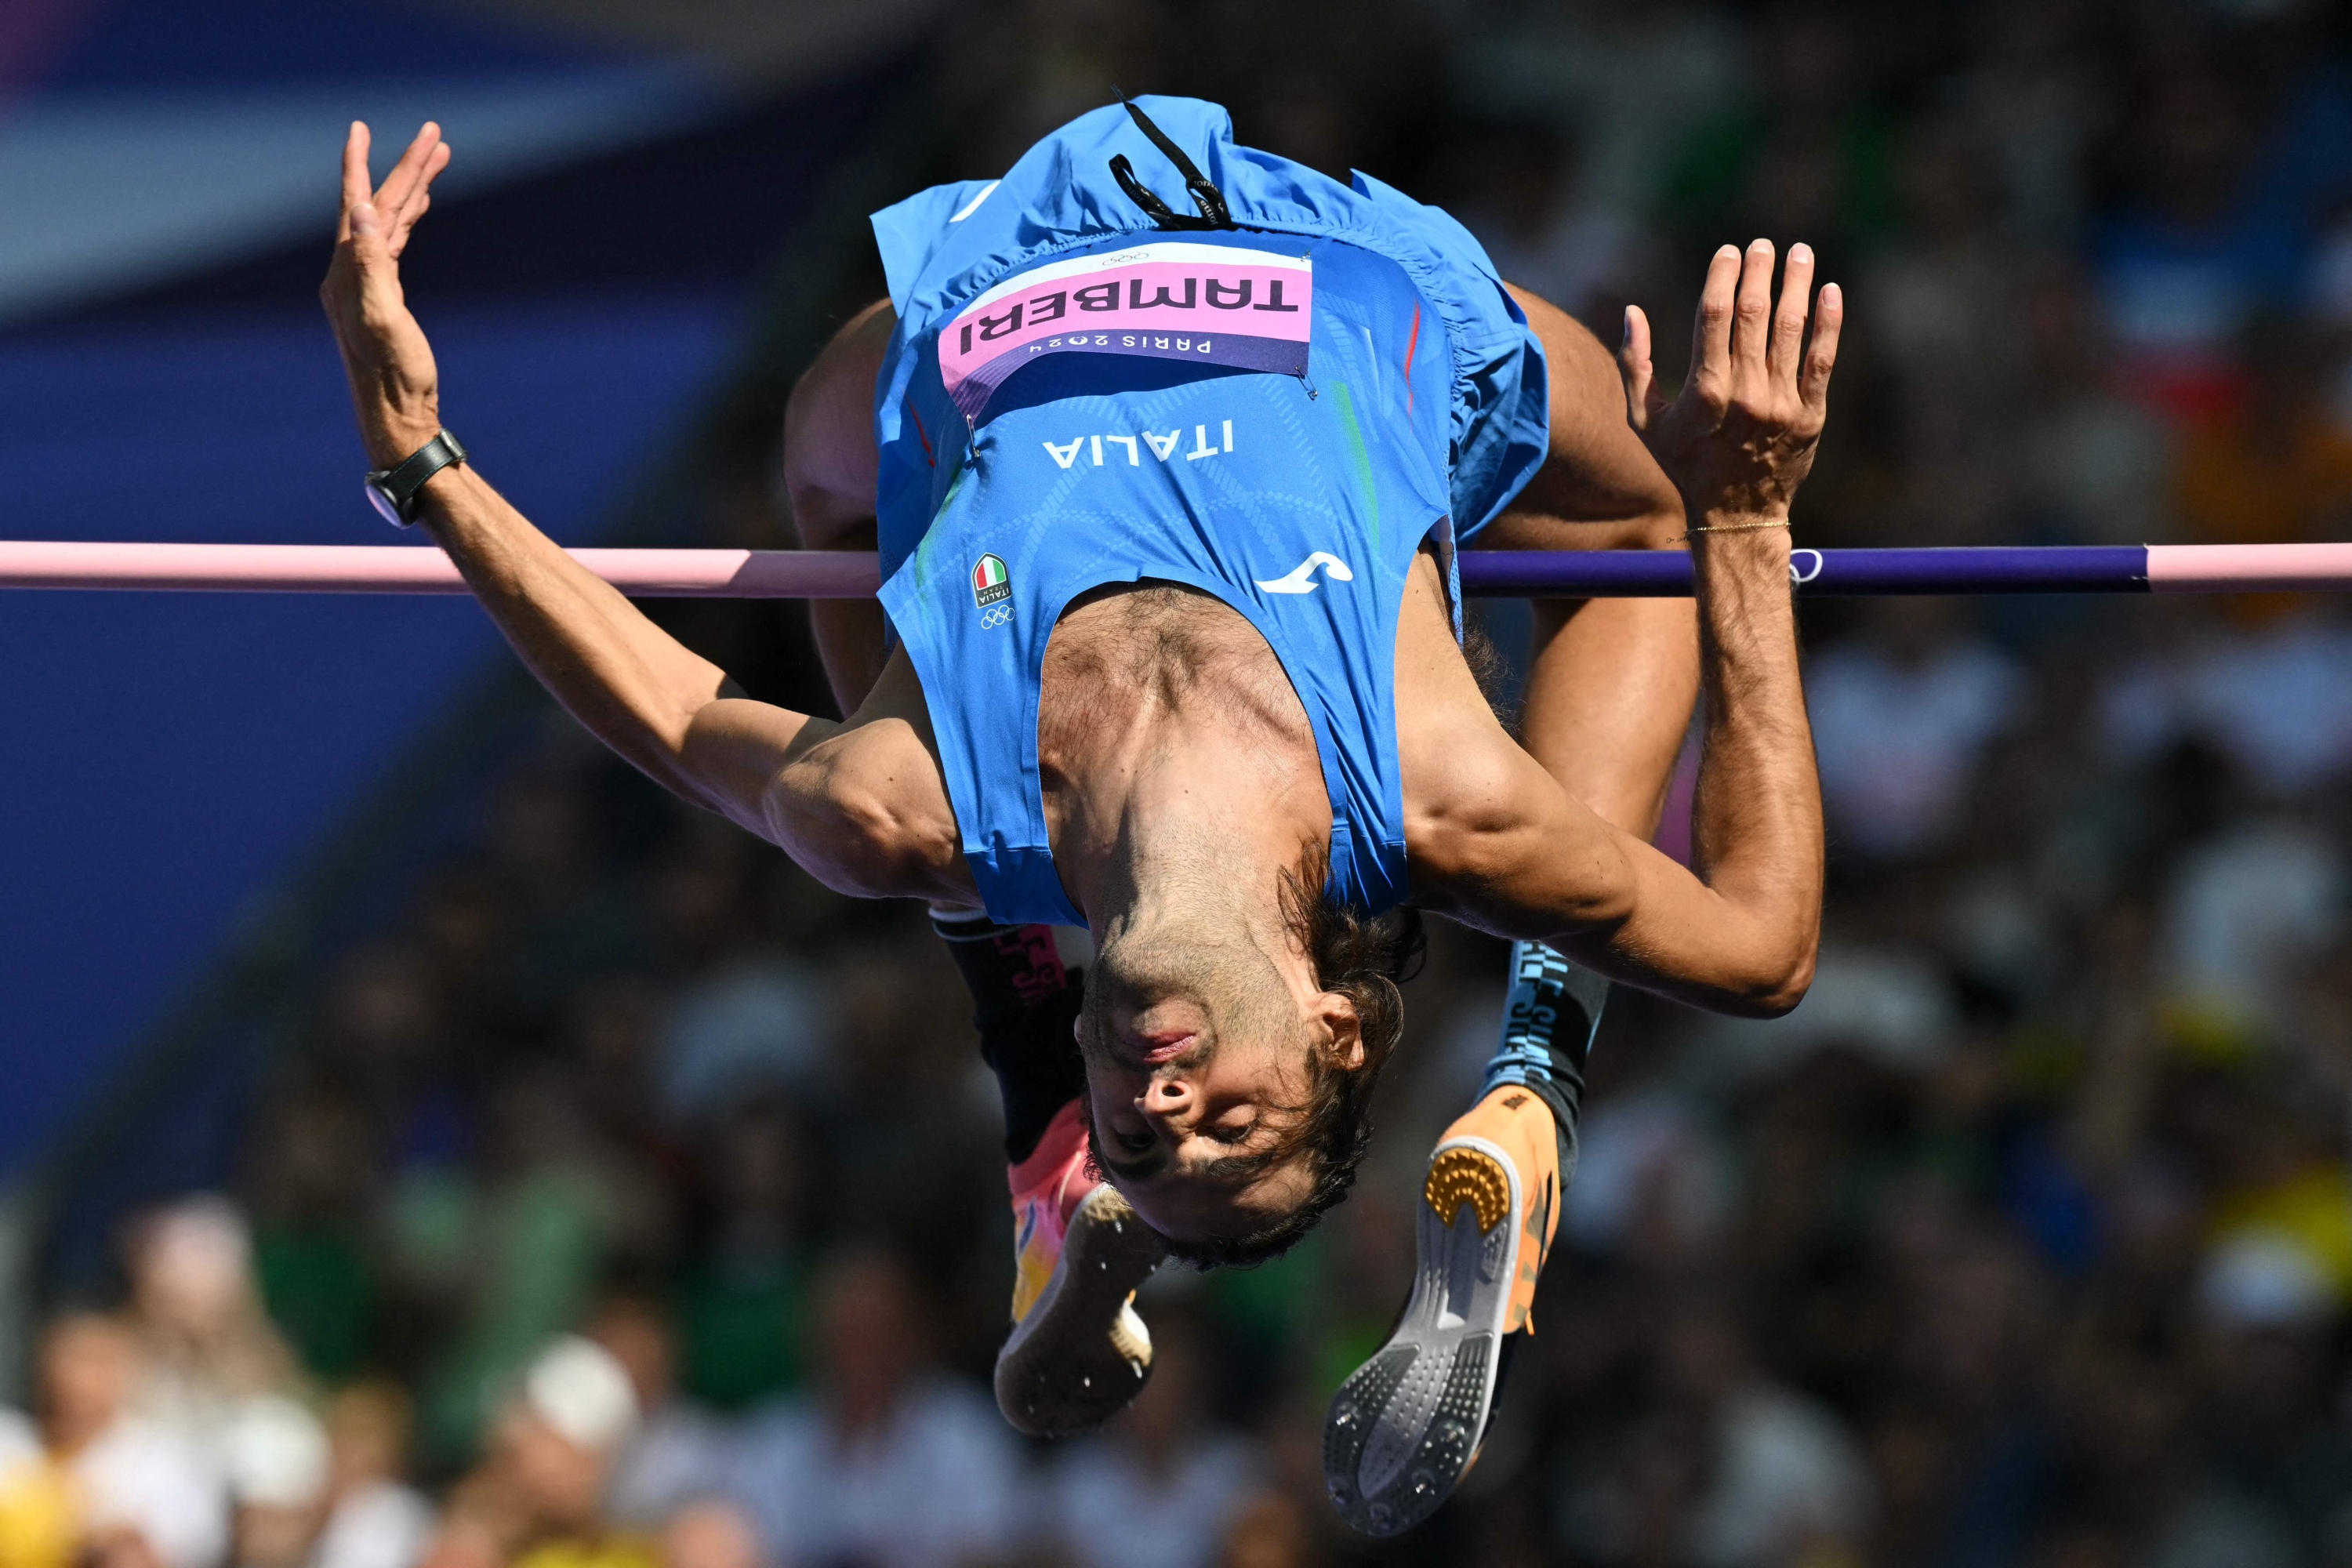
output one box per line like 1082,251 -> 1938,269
412,465 -> 819,817
1679,513 -> 1820,1006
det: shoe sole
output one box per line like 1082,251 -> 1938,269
994,1185 -> 1165,1436
1323,1137 -> 1522,1537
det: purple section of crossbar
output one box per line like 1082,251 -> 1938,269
1455,546 -> 2152,597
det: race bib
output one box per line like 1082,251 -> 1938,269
938,241 -> 1312,424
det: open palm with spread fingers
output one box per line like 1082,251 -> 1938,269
1618,238 -> 1842,522
320,122 -> 454,469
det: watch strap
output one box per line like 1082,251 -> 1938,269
368,430 -> 467,524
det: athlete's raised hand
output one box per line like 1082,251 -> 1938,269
321,122 -> 452,468
1619,239 -> 1841,523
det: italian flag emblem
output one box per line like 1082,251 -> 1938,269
971,553 -> 1011,608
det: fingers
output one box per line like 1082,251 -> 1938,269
1689,244 -> 1740,400
373,123 -> 444,231
386,142 -> 450,256
1620,305 -> 1656,430
337,122 -> 372,242
1799,281 -> 1843,414
1731,238 -> 1775,377
1772,243 -> 1814,393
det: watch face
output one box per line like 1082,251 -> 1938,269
365,479 -> 408,528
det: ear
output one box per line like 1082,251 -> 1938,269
1311,990 -> 1366,1072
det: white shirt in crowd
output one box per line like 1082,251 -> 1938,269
1688,1385 -> 1875,1568
0,1409 -> 227,1568
308,1480 -> 436,1568
1040,1433 -> 1258,1568
724,1381 -> 1020,1568
1806,636 -> 2024,861
606,1399 -> 731,1528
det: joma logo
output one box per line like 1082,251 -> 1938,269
1043,420 -> 1233,469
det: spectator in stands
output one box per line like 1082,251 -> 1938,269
425,1337 -> 646,1568
724,1247 -> 1019,1568
222,1396 -> 329,1568
123,1196 -> 306,1446
1040,1312 -> 1259,1568
1663,1297 -> 1875,1568
671,1095 -> 812,1412
651,1505 -> 764,1568
2045,1347 -> 2298,1568
1805,601 -> 2027,863
2195,1235 -> 2352,1561
585,1292 -> 726,1530
401,1070 -> 664,1467
0,1312 -> 226,1568
310,1384 -> 434,1568
242,1084 -> 383,1385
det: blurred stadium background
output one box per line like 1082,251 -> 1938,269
5,1 -> 2352,1565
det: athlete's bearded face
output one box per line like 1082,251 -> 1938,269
1076,917 -> 1357,1251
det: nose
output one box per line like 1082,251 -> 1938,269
1138,1073 -> 1193,1124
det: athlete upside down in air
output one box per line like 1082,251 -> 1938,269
321,97 -> 1837,1534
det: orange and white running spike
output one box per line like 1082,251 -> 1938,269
1324,1086 -> 1560,1536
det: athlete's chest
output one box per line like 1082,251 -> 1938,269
1032,586 -> 1318,782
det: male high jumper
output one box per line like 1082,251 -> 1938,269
322,96 -> 1835,1534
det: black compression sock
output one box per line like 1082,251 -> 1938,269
931,913 -> 1089,1163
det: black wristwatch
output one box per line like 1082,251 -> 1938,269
365,430 -> 467,527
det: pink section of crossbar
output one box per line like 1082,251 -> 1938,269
2146,543 -> 2352,591
0,543 -> 882,597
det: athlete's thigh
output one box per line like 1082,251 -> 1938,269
1469,289 -> 1695,837
1474,285 -> 1681,553
784,300 -> 895,714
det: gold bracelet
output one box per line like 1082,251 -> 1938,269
1675,518 -> 1791,541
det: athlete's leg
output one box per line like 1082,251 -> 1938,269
932,913 -> 1164,1436
1475,285 -> 1698,840
1331,292 -> 1682,1535
781,299 -> 896,717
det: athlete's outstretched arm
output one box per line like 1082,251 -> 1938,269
1408,241 -> 1831,1015
319,125 -> 957,899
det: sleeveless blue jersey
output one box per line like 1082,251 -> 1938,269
869,97 -> 1548,927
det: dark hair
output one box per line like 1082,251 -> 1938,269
1151,846 -> 1422,1269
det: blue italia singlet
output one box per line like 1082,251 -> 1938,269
869,97 -> 1550,927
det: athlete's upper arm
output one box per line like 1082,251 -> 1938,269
782,299 -> 897,550
1395,550 -> 1637,930
1500,283 -> 1681,544
1398,669 -> 1639,939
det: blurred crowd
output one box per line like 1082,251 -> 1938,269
20,0 -> 2352,1565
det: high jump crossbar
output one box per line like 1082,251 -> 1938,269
2,542 -> 2350,597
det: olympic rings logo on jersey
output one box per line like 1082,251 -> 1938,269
978,605 -> 1014,630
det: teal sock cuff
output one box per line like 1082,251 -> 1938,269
1481,940 -> 1609,1181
